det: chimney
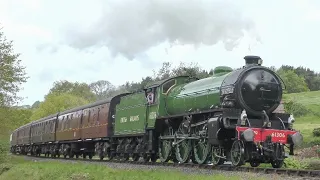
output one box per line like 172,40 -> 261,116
244,55 -> 263,66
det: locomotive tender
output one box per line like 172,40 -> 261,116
10,55 -> 303,168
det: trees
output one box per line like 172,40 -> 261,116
29,80 -> 97,120
277,69 -> 310,93
0,28 -> 28,106
0,28 -> 29,162
278,65 -> 320,91
89,80 -> 116,100
30,92 -> 89,121
47,80 -> 96,102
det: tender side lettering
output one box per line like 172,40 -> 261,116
271,132 -> 285,138
130,115 -> 139,122
149,112 -> 157,119
120,117 -> 127,123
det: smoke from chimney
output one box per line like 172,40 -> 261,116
62,0 -> 259,60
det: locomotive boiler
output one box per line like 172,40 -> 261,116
10,55 -> 303,169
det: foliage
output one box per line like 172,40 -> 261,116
277,69 -> 310,93
0,107 -> 33,135
31,101 -> 41,109
0,28 -> 28,106
313,128 -> 320,137
89,80 -> 115,100
306,158 -> 320,170
284,157 -> 309,169
30,93 -> 89,121
46,80 -> 96,102
280,65 -> 320,91
0,107 -> 33,165
104,61 -> 213,95
0,140 -> 8,164
283,100 -> 309,117
284,157 -> 320,170
283,90 -> 320,116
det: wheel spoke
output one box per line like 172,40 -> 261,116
193,140 -> 209,164
212,147 -> 224,165
175,140 -> 191,163
159,140 -> 172,162
230,140 -> 244,166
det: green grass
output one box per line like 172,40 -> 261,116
283,90 -> 320,147
284,90 -> 320,113
293,115 -> 320,147
0,156 -> 268,180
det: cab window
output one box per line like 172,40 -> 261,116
162,79 -> 175,94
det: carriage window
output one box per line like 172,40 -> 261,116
64,116 -> 68,130
97,108 -> 100,122
88,110 -> 91,123
51,121 -> 53,133
66,115 -> 69,129
162,79 -> 176,94
50,121 -> 53,133
61,116 -> 65,131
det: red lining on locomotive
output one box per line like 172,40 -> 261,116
236,126 -> 297,144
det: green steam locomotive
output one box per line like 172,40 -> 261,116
10,55 -> 303,168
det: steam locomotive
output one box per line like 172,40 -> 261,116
10,55 -> 303,168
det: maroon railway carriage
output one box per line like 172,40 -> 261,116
10,94 -> 127,158
13,122 -> 32,154
55,98 -> 113,158
30,113 -> 58,156
53,95 -> 127,158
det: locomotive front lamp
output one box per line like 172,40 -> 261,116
240,110 -> 247,126
242,128 -> 255,142
257,58 -> 263,66
288,114 -> 295,123
287,114 -> 295,130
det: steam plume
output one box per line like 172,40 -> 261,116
63,0 -> 258,59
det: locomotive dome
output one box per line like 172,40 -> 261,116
213,66 -> 233,75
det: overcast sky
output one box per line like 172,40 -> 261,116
1,0 -> 320,106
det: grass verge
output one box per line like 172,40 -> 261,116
0,156 -> 270,180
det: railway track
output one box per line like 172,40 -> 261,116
12,154 -> 320,179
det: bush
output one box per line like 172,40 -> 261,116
313,128 -> 320,137
284,157 -> 309,169
0,140 -> 8,163
0,163 -> 12,175
306,158 -> 320,170
309,139 -> 320,147
283,100 -> 309,117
